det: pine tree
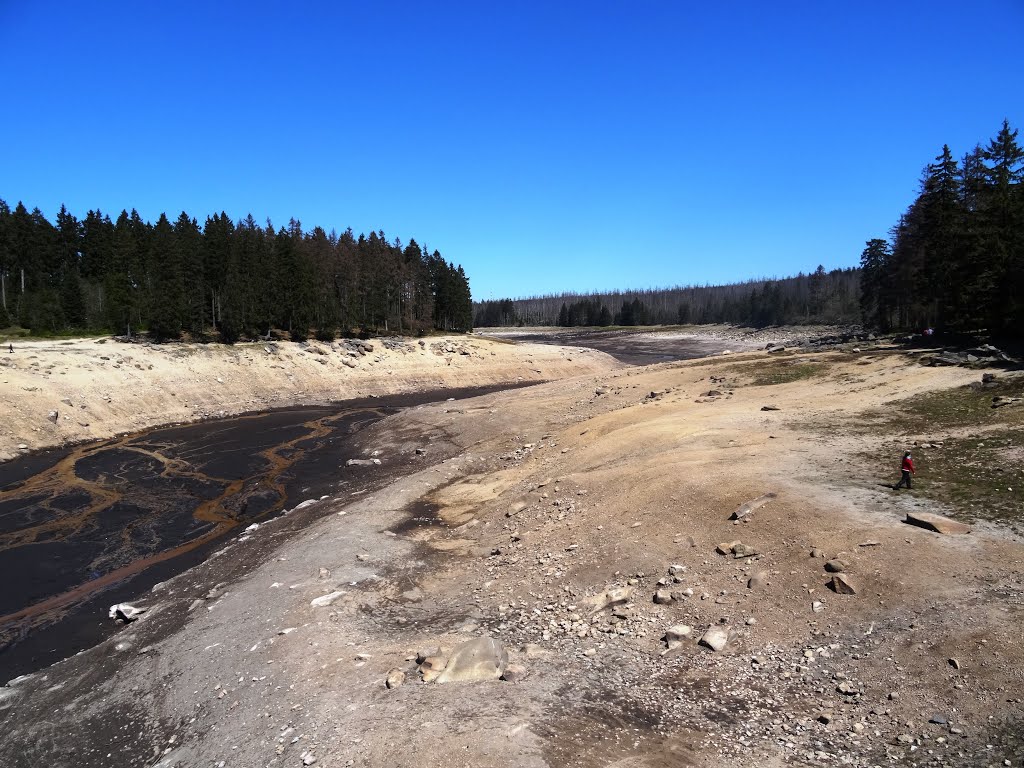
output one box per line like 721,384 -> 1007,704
859,239 -> 891,330
148,213 -> 184,340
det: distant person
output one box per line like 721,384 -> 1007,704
893,451 -> 915,490
7,343 -> 11,354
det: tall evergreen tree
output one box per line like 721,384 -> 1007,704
148,213 -> 184,340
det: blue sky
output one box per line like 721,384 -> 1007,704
1,1 -> 1022,301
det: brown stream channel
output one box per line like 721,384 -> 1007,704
0,384 -> 527,682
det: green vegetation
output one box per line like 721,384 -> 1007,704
731,359 -> 828,386
0,203 -> 474,342
474,266 -> 861,328
855,378 -> 1024,527
860,120 -> 1024,336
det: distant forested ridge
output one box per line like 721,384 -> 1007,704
474,267 -> 861,328
0,203 -> 473,341
860,120 -> 1023,336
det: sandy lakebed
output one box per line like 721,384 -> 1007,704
0,326 -> 1022,768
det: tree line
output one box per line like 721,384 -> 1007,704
0,202 -> 473,341
474,267 -> 861,328
859,120 -> 1023,336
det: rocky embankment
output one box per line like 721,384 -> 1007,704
0,334 -> 621,462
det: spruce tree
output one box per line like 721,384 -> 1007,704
148,213 -> 184,340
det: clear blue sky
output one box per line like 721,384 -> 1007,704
1,1 -> 1022,301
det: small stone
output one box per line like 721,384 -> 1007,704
811,600 -> 825,613
699,627 -> 729,652
745,617 -> 757,626
310,590 -> 346,608
385,669 -> 406,689
948,658 -> 961,670
662,624 -> 692,653
747,571 -> 768,590
653,589 -> 674,605
501,663 -> 528,682
929,714 -> 948,725
830,573 -> 858,595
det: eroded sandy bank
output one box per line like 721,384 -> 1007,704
0,334 -> 623,462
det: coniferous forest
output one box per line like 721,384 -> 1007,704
478,121 -> 1023,337
474,268 -> 862,329
859,120 -> 1023,336
0,203 -> 473,341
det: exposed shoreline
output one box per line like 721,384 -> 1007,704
2,332 -> 1022,767
0,334 -> 623,463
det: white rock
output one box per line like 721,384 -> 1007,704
108,603 -> 147,622
699,627 -> 729,652
310,591 -> 347,608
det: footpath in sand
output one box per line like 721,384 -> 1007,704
2,339 -> 1023,767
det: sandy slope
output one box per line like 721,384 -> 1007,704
0,334 -> 621,462
1,342 -> 1023,767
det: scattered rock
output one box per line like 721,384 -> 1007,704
310,591 -> 347,608
501,664 -> 528,682
829,573 -> 858,595
824,559 -> 847,573
47,410 -> 59,423
584,585 -> 634,613
346,458 -> 382,466
716,540 -> 741,556
732,543 -> 759,559
729,492 -> 777,521
699,627 -> 729,652
653,589 -> 674,605
108,603 -> 147,623
905,511 -> 971,535
747,571 -> 768,590
760,405 -> 780,411
991,395 -> 1021,409
663,624 -> 693,653
385,669 -> 406,689
418,656 -> 448,683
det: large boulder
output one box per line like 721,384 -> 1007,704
434,637 -> 508,684
905,511 -> 971,535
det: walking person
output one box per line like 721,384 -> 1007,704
894,451 -> 915,490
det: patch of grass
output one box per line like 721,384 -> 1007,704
839,375 -> 1024,527
858,430 -> 1024,527
730,359 -> 829,386
873,379 -> 1024,434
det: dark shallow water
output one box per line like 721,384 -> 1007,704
481,329 -> 732,366
0,385 -> 521,681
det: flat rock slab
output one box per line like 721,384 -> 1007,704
905,512 -> 971,535
729,492 -> 778,521
434,637 -> 508,684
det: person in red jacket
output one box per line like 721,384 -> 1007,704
894,451 -> 915,489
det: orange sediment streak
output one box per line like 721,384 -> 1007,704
0,406 -> 384,633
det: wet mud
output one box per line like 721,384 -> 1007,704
0,384 -> 527,681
